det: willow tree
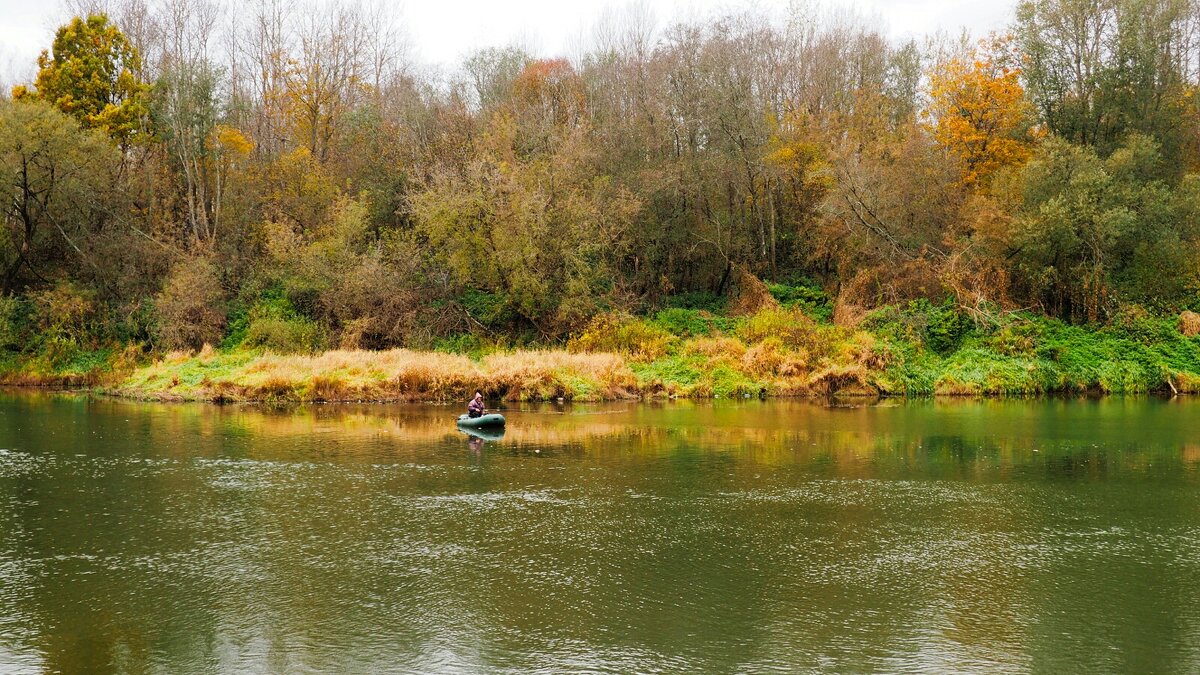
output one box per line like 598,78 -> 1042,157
0,100 -> 121,293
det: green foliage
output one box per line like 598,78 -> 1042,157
242,316 -> 325,353
411,115 -> 641,331
650,308 -> 732,337
0,295 -> 32,351
1007,134 -> 1200,320
664,291 -> 727,313
29,281 -> 102,347
863,299 -> 972,355
921,299 -> 972,354
737,308 -> 827,355
460,290 -> 515,328
433,334 -> 489,358
766,280 -> 833,323
224,287 -> 326,353
0,99 -> 122,293
1016,0 -> 1195,169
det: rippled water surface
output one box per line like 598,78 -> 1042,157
1,392 -> 1199,673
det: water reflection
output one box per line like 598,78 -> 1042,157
0,391 -> 1199,672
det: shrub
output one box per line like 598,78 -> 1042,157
766,279 -> 834,323
664,291 -> 726,313
839,331 -> 892,370
242,315 -> 326,353
29,281 -> 101,346
863,298 -> 971,354
570,313 -> 676,360
460,290 -> 515,328
737,308 -> 823,353
155,257 -> 227,351
434,334 -> 488,356
225,286 -> 326,352
0,295 -> 32,350
1110,305 -> 1176,344
920,299 -> 972,354
652,308 -> 731,337
988,319 -> 1041,357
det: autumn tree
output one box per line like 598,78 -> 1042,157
412,115 -> 640,333
926,37 -> 1037,187
285,4 -> 373,163
0,100 -> 121,293
12,14 -> 149,145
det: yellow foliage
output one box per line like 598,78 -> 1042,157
684,337 -> 747,360
926,36 -> 1037,187
214,124 -> 254,157
737,308 -> 822,353
569,314 -> 676,361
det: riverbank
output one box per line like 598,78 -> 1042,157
6,304 -> 1200,403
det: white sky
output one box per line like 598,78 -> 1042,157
0,0 -> 1019,85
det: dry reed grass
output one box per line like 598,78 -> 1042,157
807,364 -> 877,396
1180,311 -> 1200,337
727,267 -> 779,317
684,337 -> 747,360
118,348 -> 643,403
1172,371 -> 1200,393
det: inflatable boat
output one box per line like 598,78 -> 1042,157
457,413 -> 505,428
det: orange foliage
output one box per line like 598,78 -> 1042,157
512,58 -> 586,126
926,36 -> 1037,187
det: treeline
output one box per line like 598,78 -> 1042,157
4,0 -> 1200,359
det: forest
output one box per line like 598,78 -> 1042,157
7,0 -> 1200,401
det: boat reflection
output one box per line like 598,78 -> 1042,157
457,424 -> 506,443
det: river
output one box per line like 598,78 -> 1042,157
0,391 -> 1198,673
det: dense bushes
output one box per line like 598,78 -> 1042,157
224,288 -> 326,353
155,257 -> 226,350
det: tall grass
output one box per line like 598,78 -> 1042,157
98,306 -> 1200,402
114,348 -> 642,402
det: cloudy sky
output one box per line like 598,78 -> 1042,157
0,0 -> 1019,84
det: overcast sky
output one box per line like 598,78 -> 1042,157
0,0 -> 1019,85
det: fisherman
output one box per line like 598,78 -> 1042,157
467,390 -> 486,418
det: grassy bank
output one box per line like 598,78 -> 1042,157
15,302 -> 1184,403
6,292 -> 1200,403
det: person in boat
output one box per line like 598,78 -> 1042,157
467,391 -> 486,418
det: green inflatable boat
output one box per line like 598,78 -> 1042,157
457,413 -> 505,429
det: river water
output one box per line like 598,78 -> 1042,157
0,392 -> 1198,673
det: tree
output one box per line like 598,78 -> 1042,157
284,4 -> 373,163
12,14 -> 149,145
1016,0 -> 1196,166
0,100 -> 121,293
926,37 -> 1038,187
463,46 -> 530,113
1005,134 -> 1200,320
412,115 -> 640,333
152,61 -> 224,242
